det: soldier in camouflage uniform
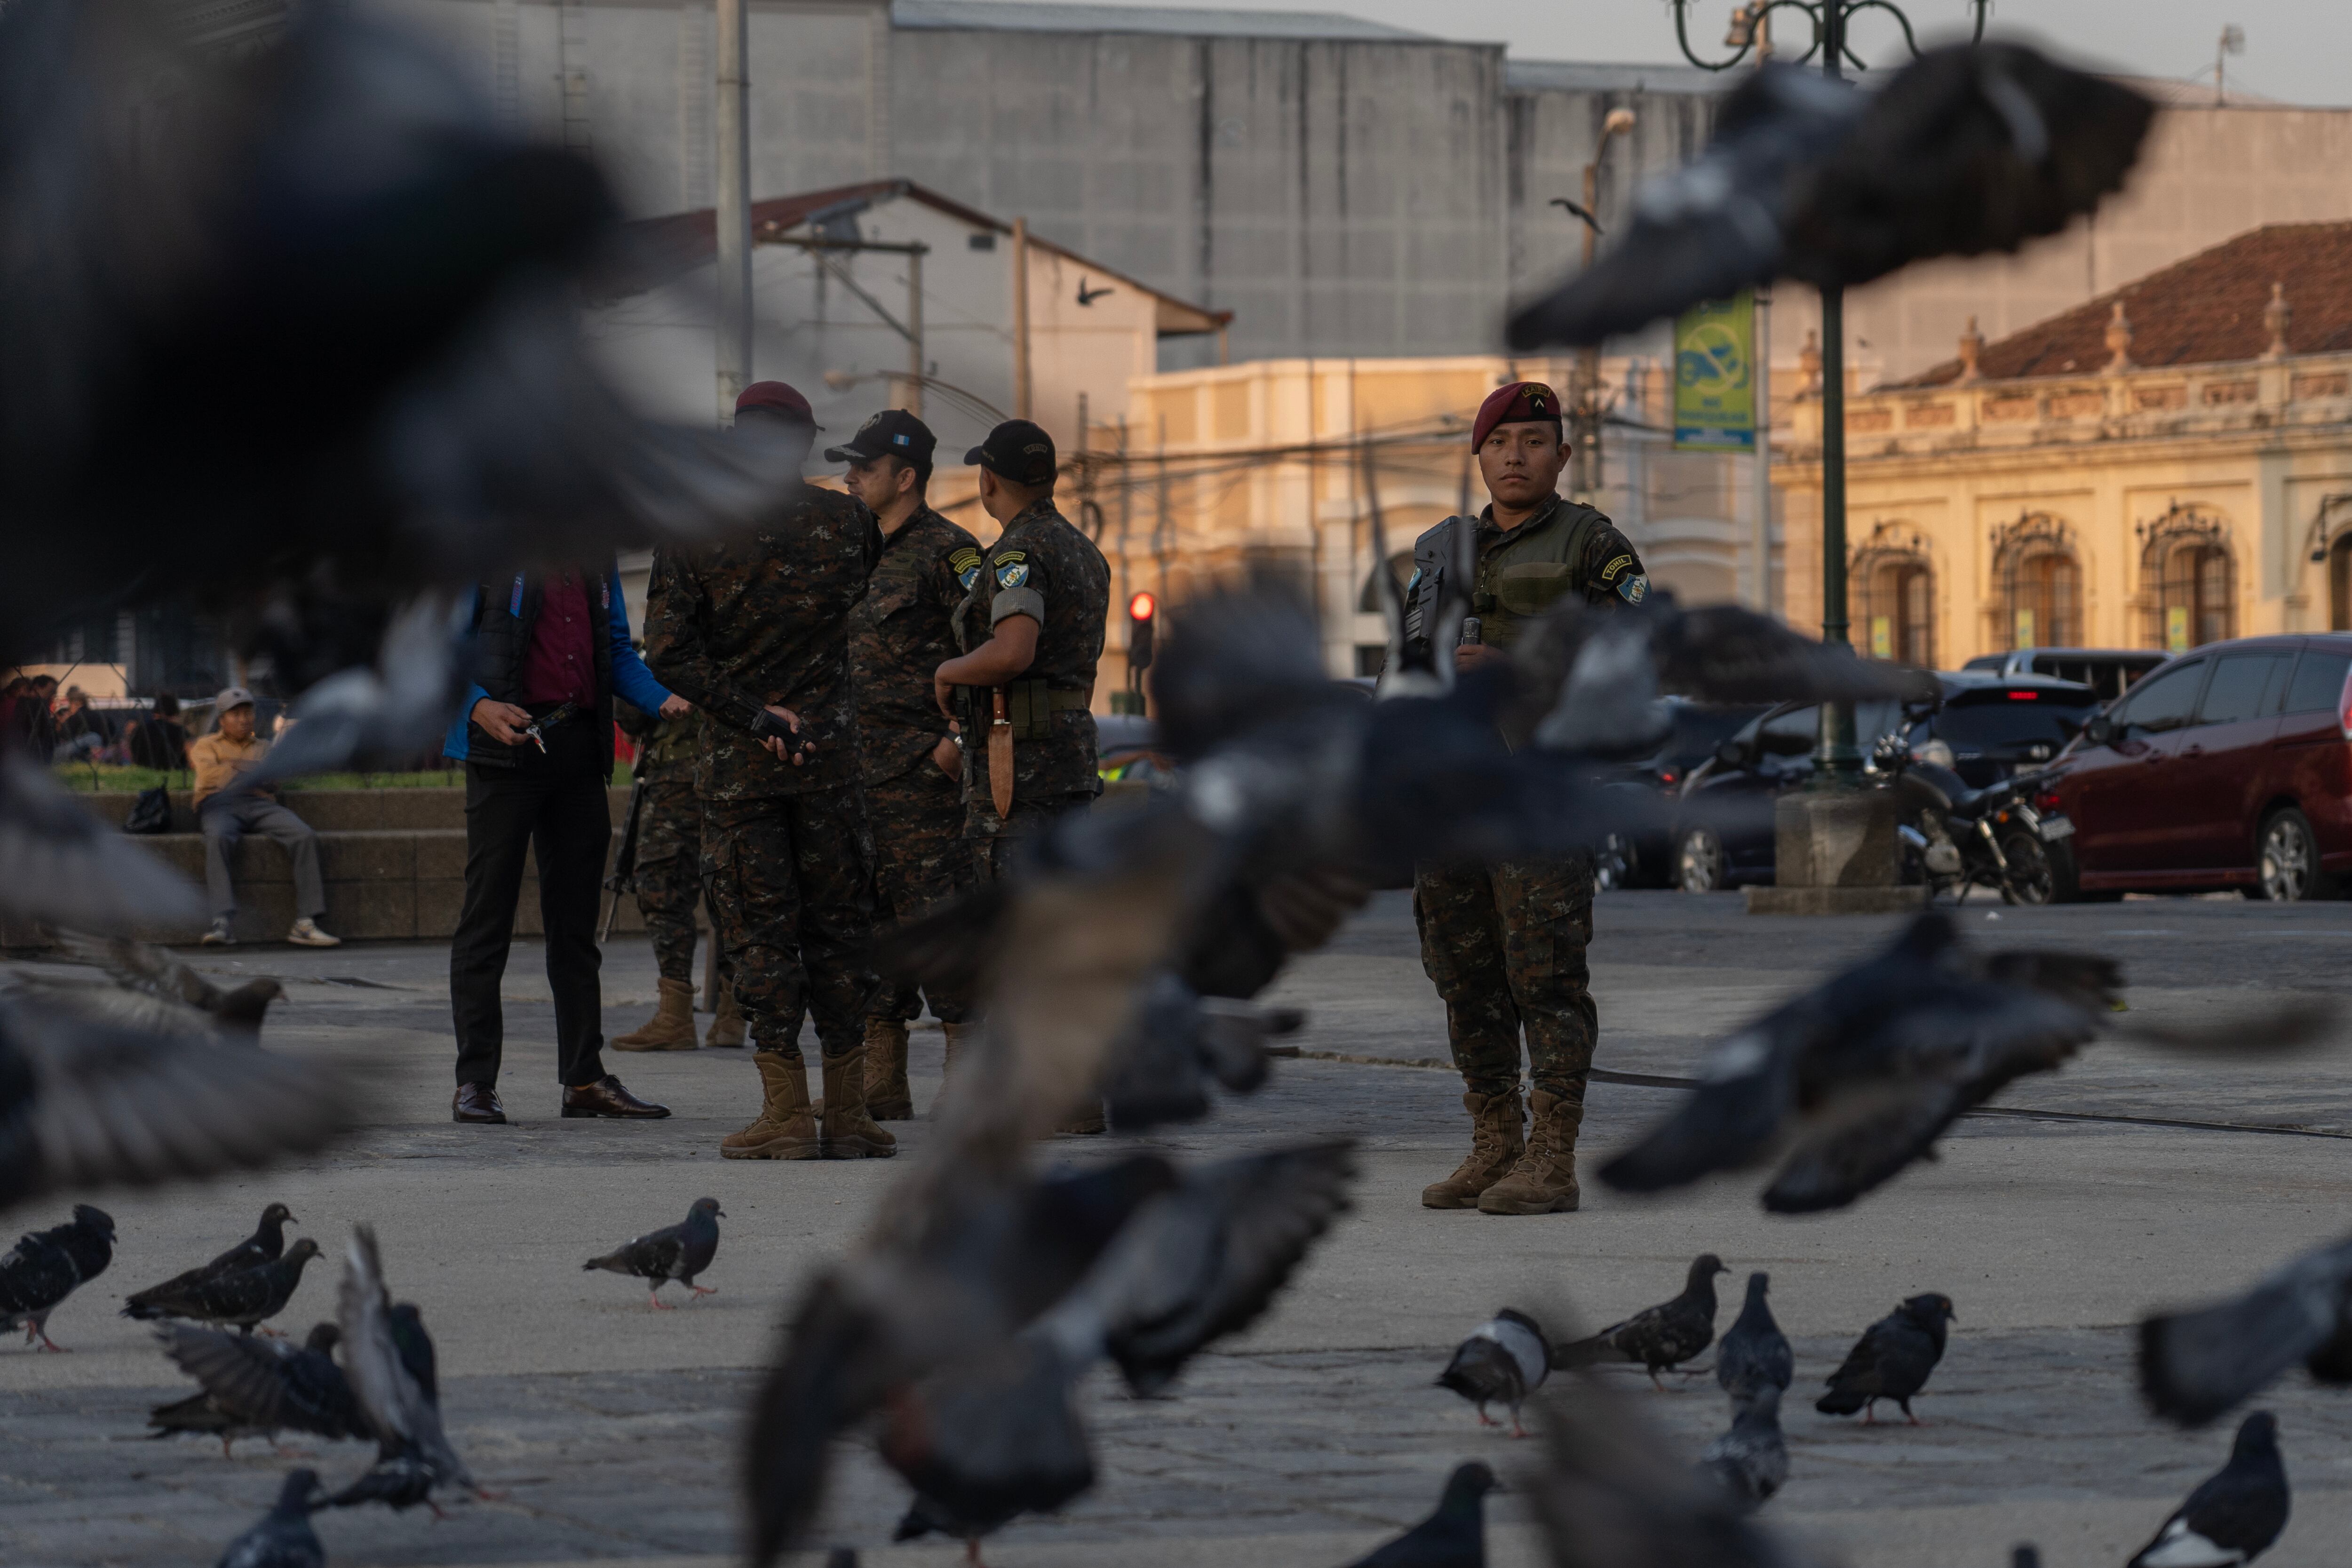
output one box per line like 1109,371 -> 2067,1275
930,420 -> 1110,1132
643,381 -> 890,1161
832,410 -> 980,1118
609,708 -> 744,1051
1401,381 -> 1646,1217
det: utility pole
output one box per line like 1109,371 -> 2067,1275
713,0 -> 751,423
1011,217 -> 1033,422
1752,285 -> 1773,612
1572,108 -> 1636,499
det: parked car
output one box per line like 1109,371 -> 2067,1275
2034,634 -> 2352,901
1594,699 -> 1771,888
1961,646 -> 2165,700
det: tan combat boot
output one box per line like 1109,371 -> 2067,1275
719,1052 -> 820,1160
1421,1089 -> 1525,1210
820,1052 -> 898,1159
864,1018 -> 913,1121
612,977 -> 699,1051
704,980 -> 746,1047
1477,1090 -> 1583,1215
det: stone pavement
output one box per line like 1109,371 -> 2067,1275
6,891 -> 2352,1567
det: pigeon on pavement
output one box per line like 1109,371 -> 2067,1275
151,1321 -> 366,1457
1438,1308 -> 1550,1436
0,1203 -> 113,1350
2140,1230 -> 2352,1427
1699,1383 -> 1788,1513
583,1197 -> 723,1310
123,1240 -> 321,1336
125,1205 -> 295,1321
1505,46 -> 2153,348
1817,1294 -> 1956,1425
215,1468 -> 326,1568
1554,1255 -> 1729,1391
2125,1411 -> 2289,1568
1717,1273 -> 1794,1405
1343,1461 -> 1498,1568
331,1226 -> 477,1513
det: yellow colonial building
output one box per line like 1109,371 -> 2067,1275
1775,223 -> 2352,670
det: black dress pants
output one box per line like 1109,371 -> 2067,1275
451,715 -> 612,1090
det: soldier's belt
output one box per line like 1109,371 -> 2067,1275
975,679 -> 1088,741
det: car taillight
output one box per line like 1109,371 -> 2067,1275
1659,769 -> 1678,786
2034,788 -> 2062,814
2006,689 -> 2039,700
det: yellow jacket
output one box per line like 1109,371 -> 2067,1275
189,731 -> 268,806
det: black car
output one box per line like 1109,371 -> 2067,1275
1594,699 -> 1771,889
1667,675 -> 2102,892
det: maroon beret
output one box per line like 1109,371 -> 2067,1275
1471,381 -> 1563,450
735,380 -> 820,428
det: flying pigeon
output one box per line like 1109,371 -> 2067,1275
1100,971 -> 1299,1132
215,1468 -> 326,1568
47,932 -> 285,1039
331,1226 -> 477,1513
1716,1272 -> 1794,1405
1554,1254 -> 1729,1390
583,1197 -> 723,1310
1343,1461 -> 1498,1568
1437,1308 -> 1550,1436
1505,46 -> 2154,348
2140,1229 -> 2352,1427
1817,1293 -> 1955,1425
125,1240 -> 322,1337
0,756 -> 203,931
0,1203 -> 113,1350
1698,1382 -> 1788,1513
125,1205 -> 296,1321
151,1321 -> 366,1457
2125,1412 -> 2289,1568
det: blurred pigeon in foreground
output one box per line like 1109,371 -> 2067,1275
151,1321 -> 366,1457
2141,1230 -> 2352,1427
215,1468 -> 326,1568
332,1226 -> 478,1513
1101,971 -> 1298,1131
2125,1412 -> 2288,1568
0,756 -> 203,931
0,1202 -> 112,1350
124,1240 -> 321,1336
1437,1308 -> 1549,1436
1343,1461 -> 1497,1568
1817,1293 -> 1955,1425
1716,1272 -> 1794,1405
125,1204 -> 295,1320
583,1196 -> 723,1310
1698,1382 -> 1788,1513
1554,1254 -> 1727,1390
47,933 -> 286,1040
1507,45 -> 2153,347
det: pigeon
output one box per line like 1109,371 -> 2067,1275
0,1203 -> 113,1350
1716,1272 -> 1794,1405
1343,1461 -> 1498,1568
1817,1293 -> 1955,1425
1505,45 -> 2154,347
2125,1412 -> 2289,1568
583,1196 -> 723,1310
1554,1254 -> 1729,1390
2140,1230 -> 2352,1427
126,1239 -> 322,1336
47,932 -> 285,1038
331,1226 -> 477,1512
1698,1382 -> 1789,1513
125,1204 -> 296,1320
1438,1308 -> 1550,1436
0,755 -> 203,931
151,1321 -> 366,1457
215,1468 -> 326,1568
1100,971 -> 1300,1132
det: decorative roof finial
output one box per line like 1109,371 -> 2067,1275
2263,281 -> 2291,359
1797,328 -> 1822,395
1956,315 -> 1984,383
2104,299 -> 2135,374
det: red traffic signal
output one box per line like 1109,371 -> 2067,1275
1128,590 -> 1156,670
1129,591 -> 1156,621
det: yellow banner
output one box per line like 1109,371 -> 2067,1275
1673,291 -> 1756,451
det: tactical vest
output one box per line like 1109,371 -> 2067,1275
1407,501 -> 1609,651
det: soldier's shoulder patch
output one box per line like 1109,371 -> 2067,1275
1599,553 -> 1635,583
949,547 -> 983,590
1616,573 -> 1650,605
993,549 -> 1026,563
997,560 -> 1031,589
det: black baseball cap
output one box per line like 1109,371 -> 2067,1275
964,420 -> 1057,486
825,408 -> 936,470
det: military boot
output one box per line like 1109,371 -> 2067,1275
719,1052 -> 820,1160
1420,1089 -> 1525,1210
705,980 -> 746,1047
820,1052 -> 898,1159
613,977 -> 699,1051
1477,1090 -> 1583,1215
864,1018 -> 913,1121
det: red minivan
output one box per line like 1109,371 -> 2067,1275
2038,635 -> 2352,900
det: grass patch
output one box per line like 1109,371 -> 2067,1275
52,765 -> 466,793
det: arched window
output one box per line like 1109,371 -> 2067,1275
1851,525 -> 1934,665
2137,504 -> 2234,652
1991,512 -> 2081,653
2331,533 -> 2352,632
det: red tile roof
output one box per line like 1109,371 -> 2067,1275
1896,221 -> 2352,387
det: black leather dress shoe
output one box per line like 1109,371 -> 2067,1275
452,1083 -> 508,1124
561,1075 -> 671,1119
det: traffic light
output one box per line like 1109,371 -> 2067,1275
1127,590 -> 1157,671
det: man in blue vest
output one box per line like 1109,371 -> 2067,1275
442,560 -> 690,1124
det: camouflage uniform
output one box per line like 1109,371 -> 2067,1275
951,499 -> 1111,880
643,485 -> 882,1064
852,504 -> 982,1024
625,710 -> 704,986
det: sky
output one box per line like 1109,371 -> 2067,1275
1067,0 -> 2349,107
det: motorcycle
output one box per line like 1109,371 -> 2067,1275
1872,732 -> 2069,905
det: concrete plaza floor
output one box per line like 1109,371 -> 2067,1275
7,890 -> 2352,1566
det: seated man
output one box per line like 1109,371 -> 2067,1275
189,686 -> 340,948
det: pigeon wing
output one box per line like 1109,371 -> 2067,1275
1600,1020 -> 1802,1194
47,931 -> 221,1013
337,1227 -> 471,1488
0,758 -> 204,932
2140,1233 -> 2352,1425
159,1324 -> 305,1431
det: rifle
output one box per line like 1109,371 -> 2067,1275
600,764 -> 649,943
